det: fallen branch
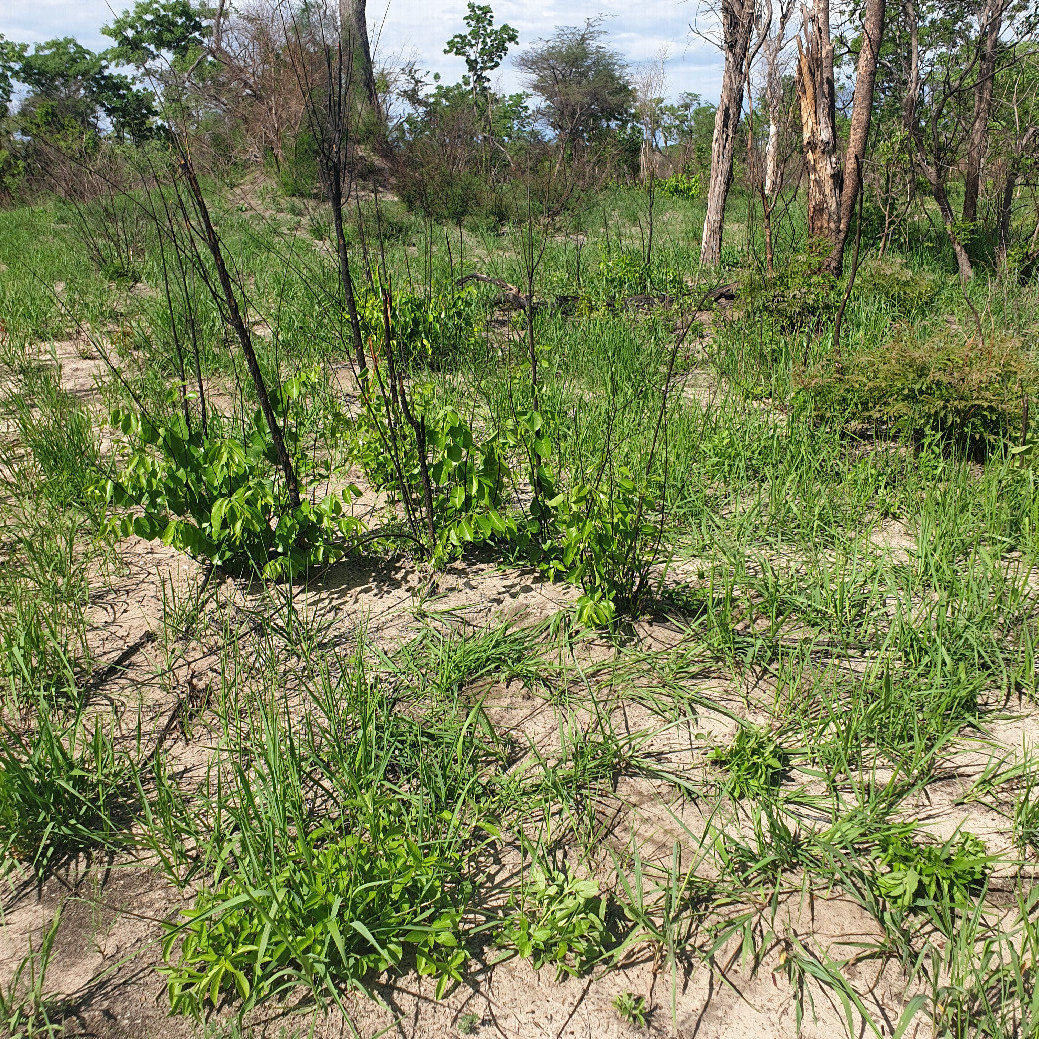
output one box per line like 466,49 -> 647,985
456,272 -> 531,311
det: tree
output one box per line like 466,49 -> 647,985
338,0 -> 379,116
700,0 -> 756,266
515,20 -> 633,163
829,0 -> 887,273
0,35 -> 25,112
962,0 -> 1009,225
756,0 -> 797,202
11,37 -> 157,142
445,3 -> 518,120
989,43 -> 1039,268
659,92 -> 717,171
633,52 -> 667,184
795,0 -> 840,243
103,0 -> 211,72
794,0 -> 886,273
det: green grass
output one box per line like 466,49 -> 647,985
1,174 -> 1039,1038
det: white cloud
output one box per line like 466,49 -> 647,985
1,0 -> 725,100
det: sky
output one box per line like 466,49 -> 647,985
0,0 -> 726,103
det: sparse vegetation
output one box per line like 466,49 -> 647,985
2,1 -> 1039,1038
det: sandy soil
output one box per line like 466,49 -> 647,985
1,337 -> 1034,1039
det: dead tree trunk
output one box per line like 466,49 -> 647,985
823,0 -> 886,274
962,0 -> 1006,225
339,0 -> 380,116
903,0 -> 974,282
796,0 -> 841,243
758,0 -> 797,274
701,0 -> 756,266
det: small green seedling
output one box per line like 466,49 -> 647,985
457,1011 -> 481,1034
709,725 -> 789,799
496,865 -> 610,979
612,991 -> 648,1027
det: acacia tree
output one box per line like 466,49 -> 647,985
700,0 -> 756,266
515,20 -> 633,172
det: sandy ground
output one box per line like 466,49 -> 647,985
1,334 -> 1034,1039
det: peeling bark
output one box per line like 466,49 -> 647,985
795,0 -> 841,243
701,0 -> 756,267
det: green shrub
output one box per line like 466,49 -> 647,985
102,376 -> 364,578
350,385 -> 514,560
796,328 -> 1036,446
597,250 -> 684,300
275,130 -> 320,197
496,865 -> 610,979
709,725 -> 789,799
355,285 -> 486,369
535,466 -> 663,626
872,827 -> 987,916
852,256 -> 938,313
656,169 -> 701,200
740,244 -> 841,331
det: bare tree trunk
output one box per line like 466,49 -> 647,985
758,0 -> 795,275
796,0 -> 841,243
339,0 -> 379,116
701,0 -> 756,266
996,169 -> 1016,270
824,0 -> 886,274
903,0 -> 974,282
962,0 -> 1006,225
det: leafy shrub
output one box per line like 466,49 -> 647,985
740,244 -> 841,331
164,810 -> 471,1014
352,200 -> 419,245
274,129 -> 320,197
355,286 -> 485,369
657,169 -> 701,200
536,466 -> 663,625
597,250 -> 684,301
496,866 -> 610,979
872,827 -> 987,916
103,378 -> 364,578
0,706 -> 134,874
796,328 -> 1036,446
350,387 -> 514,560
852,256 -> 938,313
709,725 -> 789,799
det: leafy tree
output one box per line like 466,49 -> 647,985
8,37 -> 157,142
445,3 -> 518,117
659,92 -> 717,168
0,35 -> 26,112
102,0 -> 211,73
515,20 -> 633,153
